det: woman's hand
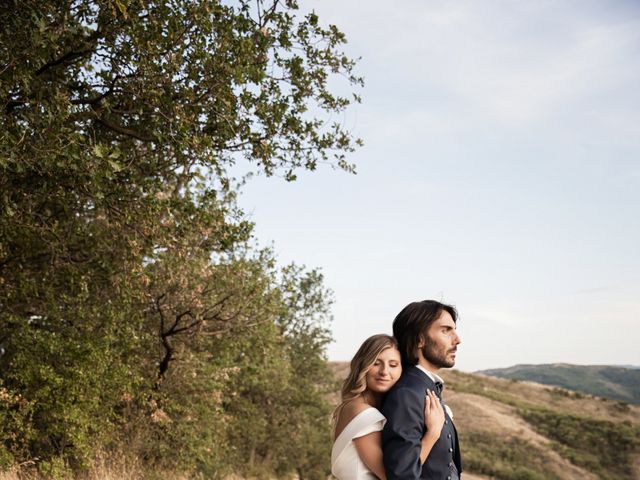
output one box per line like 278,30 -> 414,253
423,389 -> 445,439
418,389 -> 446,464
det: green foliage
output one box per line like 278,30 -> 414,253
446,371 -> 532,410
1,0 -> 360,477
518,408 -> 640,480
1,292 -> 148,472
548,387 -> 585,400
460,431 -> 558,480
0,381 -> 34,469
1,0 -> 362,185
271,266 -> 336,480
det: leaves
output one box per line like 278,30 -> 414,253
1,0 -> 358,477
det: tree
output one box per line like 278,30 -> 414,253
0,0 -> 361,476
274,266 -> 337,479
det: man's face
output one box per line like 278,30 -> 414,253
419,310 -> 461,369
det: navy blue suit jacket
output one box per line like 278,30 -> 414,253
381,366 -> 462,479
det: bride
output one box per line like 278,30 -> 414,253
331,334 -> 445,480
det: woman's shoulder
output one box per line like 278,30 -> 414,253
334,399 -> 382,439
342,398 -> 373,419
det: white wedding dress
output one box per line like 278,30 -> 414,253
331,407 -> 386,480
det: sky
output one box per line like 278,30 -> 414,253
235,0 -> 640,371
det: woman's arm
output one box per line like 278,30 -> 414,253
354,390 -> 445,479
419,389 -> 446,464
353,431 -> 386,480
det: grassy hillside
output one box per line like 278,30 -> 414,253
478,364 -> 640,405
330,363 -> 640,480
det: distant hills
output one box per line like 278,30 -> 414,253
478,364 -> 640,405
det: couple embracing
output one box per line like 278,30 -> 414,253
331,300 -> 463,480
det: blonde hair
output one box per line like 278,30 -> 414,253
332,334 -> 399,425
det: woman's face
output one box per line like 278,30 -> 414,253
365,346 -> 402,394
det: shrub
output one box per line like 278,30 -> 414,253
518,408 -> 640,480
460,431 -> 559,480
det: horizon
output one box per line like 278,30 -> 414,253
326,359 -> 640,373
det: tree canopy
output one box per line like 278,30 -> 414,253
0,0 -> 361,477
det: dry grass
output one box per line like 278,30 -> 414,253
447,391 -> 597,480
461,474 -> 492,480
0,467 -> 20,480
0,452 -> 192,480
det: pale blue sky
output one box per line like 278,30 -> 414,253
236,0 -> 640,371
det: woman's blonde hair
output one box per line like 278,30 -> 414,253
332,334 -> 399,425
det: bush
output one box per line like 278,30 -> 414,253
518,408 -> 640,480
460,431 -> 560,480
0,382 -> 34,470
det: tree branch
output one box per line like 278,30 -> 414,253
94,115 -> 156,142
34,25 -> 103,77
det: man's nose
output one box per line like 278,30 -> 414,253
454,332 -> 461,345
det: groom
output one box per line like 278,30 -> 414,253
381,300 -> 463,479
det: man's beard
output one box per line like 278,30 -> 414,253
421,336 -> 455,368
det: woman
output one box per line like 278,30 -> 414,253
331,334 -> 445,480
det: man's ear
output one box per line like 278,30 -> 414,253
417,335 -> 425,349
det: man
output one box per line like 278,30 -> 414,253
381,300 -> 463,479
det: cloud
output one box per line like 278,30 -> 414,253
331,0 -> 640,134
571,286 -> 613,295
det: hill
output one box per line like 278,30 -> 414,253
478,364 -> 640,405
330,362 -> 640,480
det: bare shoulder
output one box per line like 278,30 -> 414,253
334,398 -> 372,439
341,397 -> 372,421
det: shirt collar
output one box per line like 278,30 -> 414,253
415,364 -> 444,386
